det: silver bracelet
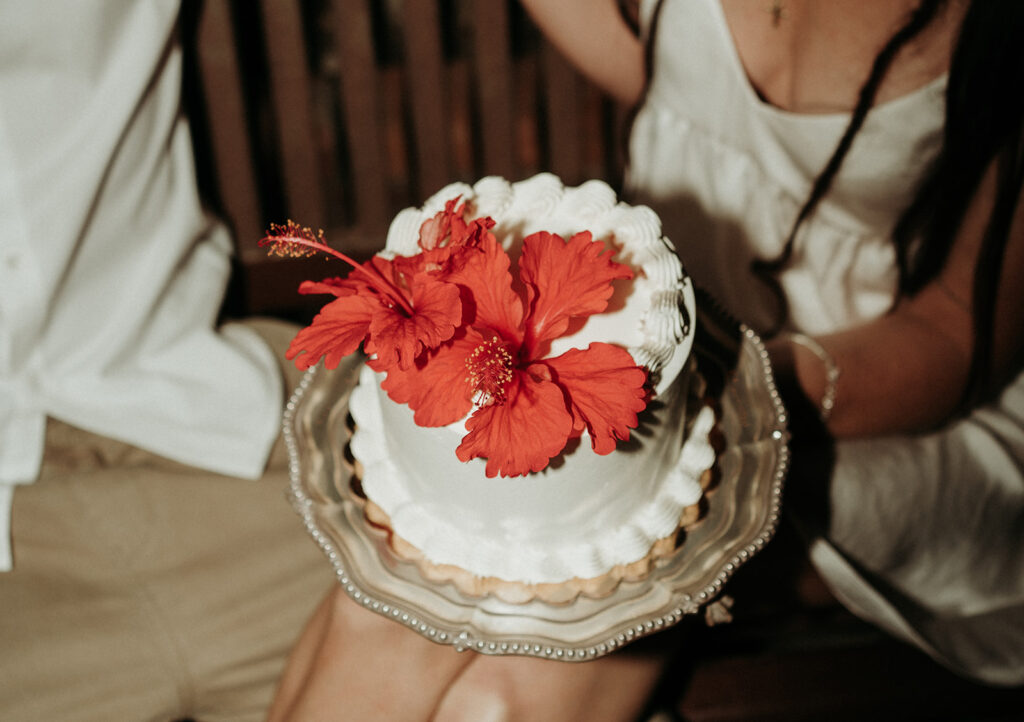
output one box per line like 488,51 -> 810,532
789,333 -> 840,422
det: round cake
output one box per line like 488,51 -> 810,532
342,174 -> 716,603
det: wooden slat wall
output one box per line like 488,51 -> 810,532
541,41 -> 583,183
332,0 -> 389,241
471,0 -> 516,179
191,0 -> 630,316
260,0 -> 328,231
194,1 -> 262,261
402,0 -> 451,199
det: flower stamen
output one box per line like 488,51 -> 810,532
260,220 -> 414,316
465,338 -> 514,406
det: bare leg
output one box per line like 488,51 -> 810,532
432,642 -> 670,722
266,588 -> 475,721
265,593 -> 333,721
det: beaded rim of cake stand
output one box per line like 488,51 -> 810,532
283,324 -> 789,661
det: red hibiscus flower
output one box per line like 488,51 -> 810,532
381,229 -> 649,477
260,209 -> 489,371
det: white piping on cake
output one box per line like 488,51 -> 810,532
384,174 -> 691,387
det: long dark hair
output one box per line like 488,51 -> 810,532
895,1 -> 1024,405
757,0 -> 1024,407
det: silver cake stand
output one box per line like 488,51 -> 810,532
285,304 -> 789,661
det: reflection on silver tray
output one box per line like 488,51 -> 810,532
285,312 -> 789,661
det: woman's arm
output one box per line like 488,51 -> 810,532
770,161 -> 1024,438
519,0 -> 646,105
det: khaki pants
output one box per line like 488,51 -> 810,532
0,320 -> 334,721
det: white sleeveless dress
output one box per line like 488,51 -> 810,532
627,0 -> 1024,685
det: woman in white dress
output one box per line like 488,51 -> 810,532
620,0 -> 1024,688
269,1 -> 1024,718
529,0 -> 1024,688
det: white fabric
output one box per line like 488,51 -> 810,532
0,1 -> 283,569
628,0 -> 1024,685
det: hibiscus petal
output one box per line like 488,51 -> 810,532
365,255 -> 409,296
297,277 -> 356,297
285,293 -> 378,370
368,280 -> 462,370
518,231 -> 633,355
456,370 -> 574,477
380,329 -> 480,426
543,343 -> 648,455
418,197 -> 466,250
458,216 -> 497,249
442,234 -> 524,339
390,251 -> 430,280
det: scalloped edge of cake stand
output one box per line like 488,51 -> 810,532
284,316 -> 788,661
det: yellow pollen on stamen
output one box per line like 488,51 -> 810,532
260,220 -> 323,259
465,338 -> 514,406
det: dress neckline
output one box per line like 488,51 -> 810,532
706,0 -> 948,124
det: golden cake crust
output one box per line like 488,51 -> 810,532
345,375 -> 720,606
353,465 -> 715,606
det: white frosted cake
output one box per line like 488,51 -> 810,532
341,174 -> 716,603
